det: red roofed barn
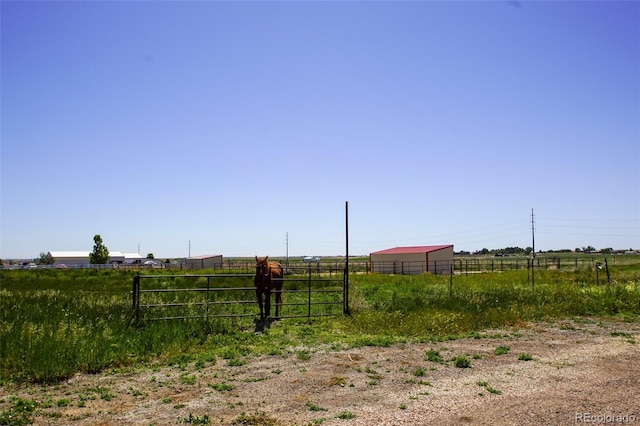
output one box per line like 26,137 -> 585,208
370,245 -> 454,275
185,254 -> 223,270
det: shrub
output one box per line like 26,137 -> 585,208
413,367 -> 426,377
336,411 -> 356,420
494,346 -> 510,355
477,381 -> 502,395
306,401 -> 327,412
424,349 -> 445,364
453,356 -> 471,368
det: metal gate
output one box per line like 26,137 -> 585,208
132,265 -> 348,322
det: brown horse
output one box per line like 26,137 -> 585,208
254,256 -> 284,320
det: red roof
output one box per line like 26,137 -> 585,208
371,245 -> 453,255
189,254 -> 222,260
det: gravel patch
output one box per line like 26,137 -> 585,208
2,318 -> 638,425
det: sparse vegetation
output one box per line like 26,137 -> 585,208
477,381 -> 502,395
232,411 -> 278,425
209,382 -> 234,392
495,346 -> 510,355
182,413 -> 210,425
413,367 -> 426,377
306,401 -> 327,412
0,397 -> 38,426
336,410 -> 356,420
87,386 -> 116,401
296,350 -> 311,361
328,376 -> 346,386
453,355 -> 471,368
424,349 -> 445,364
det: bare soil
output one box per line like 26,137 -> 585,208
2,317 -> 639,425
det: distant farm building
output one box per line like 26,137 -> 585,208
184,254 -> 223,270
124,253 -> 144,264
369,245 -> 454,275
49,251 -> 91,267
48,251 -> 144,267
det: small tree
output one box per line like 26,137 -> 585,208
37,252 -> 54,265
89,234 -> 110,264
146,253 -> 154,259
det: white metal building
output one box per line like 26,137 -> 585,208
123,253 -> 144,265
49,251 -> 145,267
49,251 -> 91,267
369,245 -> 454,275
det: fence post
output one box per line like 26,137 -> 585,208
206,276 -> 210,321
343,267 -> 350,315
449,264 -> 453,298
133,275 -> 140,322
308,263 -> 312,317
605,258 -> 610,284
531,257 -> 535,290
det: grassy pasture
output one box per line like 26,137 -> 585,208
1,261 -> 639,384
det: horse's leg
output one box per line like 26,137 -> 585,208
256,288 -> 264,320
275,286 -> 282,318
265,287 -> 271,318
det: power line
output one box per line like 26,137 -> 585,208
537,217 -> 638,223
542,225 -> 639,230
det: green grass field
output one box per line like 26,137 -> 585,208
1,260 -> 639,384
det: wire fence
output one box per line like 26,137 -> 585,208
14,255 -> 639,276
182,256 -> 638,275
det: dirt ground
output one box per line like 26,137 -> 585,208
2,317 -> 639,425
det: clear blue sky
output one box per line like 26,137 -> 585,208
1,1 -> 639,259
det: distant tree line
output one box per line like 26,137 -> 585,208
455,247 -> 533,256
455,246 -> 618,256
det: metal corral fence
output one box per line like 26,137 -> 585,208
22,255 -> 635,274
367,256 -> 640,275
451,255 -> 636,275
172,256 -> 638,275
132,265 -> 348,322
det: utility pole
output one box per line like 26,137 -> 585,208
188,240 -> 191,258
286,232 -> 289,268
531,208 -> 535,290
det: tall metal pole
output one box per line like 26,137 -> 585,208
531,208 -> 535,290
344,201 -> 350,315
